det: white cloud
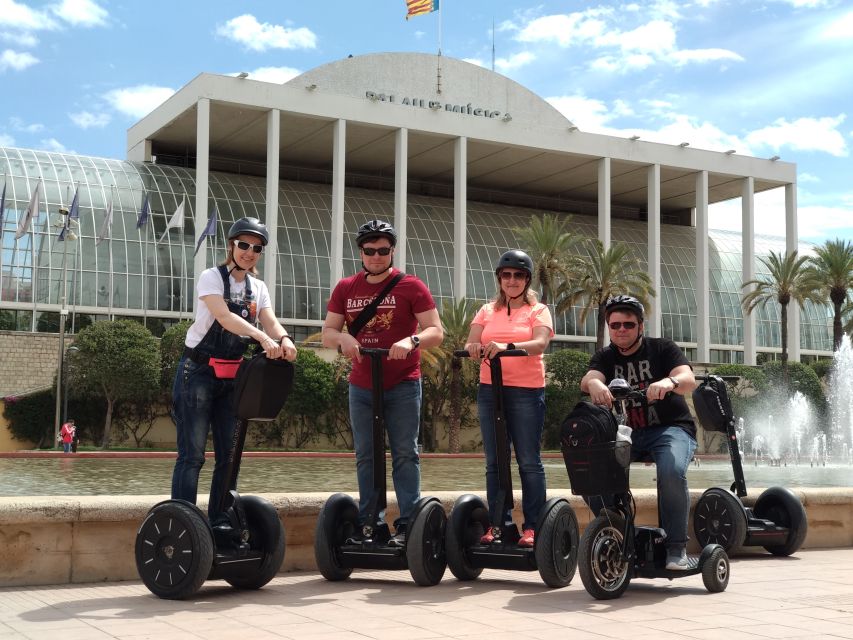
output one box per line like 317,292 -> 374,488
241,66 -> 301,84
746,115 -> 848,157
669,48 -> 744,66
495,51 -> 535,72
104,85 -> 175,119
799,172 -> 821,183
9,116 -> 43,133
546,94 -> 612,130
462,57 -> 484,67
0,48 -> 38,71
0,0 -> 57,31
0,31 -> 38,47
51,0 -> 108,27
517,12 -> 608,47
216,14 -> 317,52
0,132 -> 14,146
70,110 -> 110,129
823,10 -> 853,38
39,137 -> 73,153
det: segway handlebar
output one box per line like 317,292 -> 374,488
453,349 -> 529,358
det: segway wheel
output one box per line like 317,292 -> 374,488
535,500 -> 578,588
700,545 -> 730,592
314,493 -> 358,581
578,513 -> 630,600
693,488 -> 747,554
224,496 -> 285,590
753,486 -> 808,556
446,495 -> 487,581
135,501 -> 213,600
407,499 -> 447,586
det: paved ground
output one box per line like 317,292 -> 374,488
3,548 -> 853,640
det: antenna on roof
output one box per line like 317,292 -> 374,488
492,18 -> 495,72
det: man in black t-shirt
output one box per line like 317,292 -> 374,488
580,295 -> 698,570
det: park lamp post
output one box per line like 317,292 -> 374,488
63,345 -> 79,423
53,206 -> 78,440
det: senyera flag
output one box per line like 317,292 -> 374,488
406,0 -> 438,19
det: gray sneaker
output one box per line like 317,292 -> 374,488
665,546 -> 689,570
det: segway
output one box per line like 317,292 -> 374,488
135,347 -> 294,599
446,350 -> 578,588
314,347 -> 447,586
691,374 -> 808,556
563,378 -> 729,600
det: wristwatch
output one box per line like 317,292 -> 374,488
669,376 -> 680,389
410,335 -> 420,349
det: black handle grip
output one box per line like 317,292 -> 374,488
453,349 -> 528,358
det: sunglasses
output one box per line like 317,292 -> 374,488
234,240 -> 264,254
499,271 -> 527,281
361,246 -> 392,256
609,321 -> 638,330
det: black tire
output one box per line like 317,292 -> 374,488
446,495 -> 487,581
693,488 -> 747,554
535,500 -> 578,588
407,499 -> 447,586
224,496 -> 285,590
135,501 -> 214,600
578,513 -> 630,600
701,546 -> 730,592
753,486 -> 808,556
314,493 -> 358,581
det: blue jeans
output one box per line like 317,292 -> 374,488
587,425 -> 696,548
63,442 -> 71,453
171,357 -> 238,523
478,384 -> 546,531
349,379 -> 422,528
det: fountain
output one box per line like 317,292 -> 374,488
828,335 -> 853,464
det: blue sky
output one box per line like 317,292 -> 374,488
1,0 -> 851,244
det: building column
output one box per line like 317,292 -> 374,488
192,98 -> 210,311
598,157 -> 611,251
786,183 -> 800,362
330,119 -> 346,286
695,171 -> 710,363
264,108 -> 280,312
742,177 -> 757,365
394,128 -> 408,271
647,164 -> 661,338
454,136 -> 467,301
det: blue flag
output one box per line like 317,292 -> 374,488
58,186 -> 80,241
136,194 -> 150,229
194,205 -> 218,256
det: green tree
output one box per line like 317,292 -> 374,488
809,238 -> 853,351
3,389 -> 54,447
543,349 -> 590,448
70,320 -> 161,448
276,348 -> 335,448
762,360 -> 826,416
159,321 -> 191,392
512,213 -> 579,304
555,240 -> 654,349
741,250 -> 824,379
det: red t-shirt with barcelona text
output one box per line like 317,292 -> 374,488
327,268 -> 436,390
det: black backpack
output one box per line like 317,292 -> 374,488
560,401 -> 618,448
691,375 -> 734,434
233,354 -> 295,421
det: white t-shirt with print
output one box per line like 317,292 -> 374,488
185,267 -> 272,348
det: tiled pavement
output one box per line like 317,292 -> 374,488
3,548 -> 853,640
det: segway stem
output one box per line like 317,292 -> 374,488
361,348 -> 391,534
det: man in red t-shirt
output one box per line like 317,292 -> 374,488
323,220 -> 444,546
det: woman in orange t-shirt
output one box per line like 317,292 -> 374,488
464,249 -> 554,548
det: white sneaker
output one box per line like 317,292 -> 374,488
665,546 -> 689,570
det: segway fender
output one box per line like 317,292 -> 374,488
535,497 -> 569,528
137,499 -> 212,536
450,494 -> 488,532
408,496 -> 443,527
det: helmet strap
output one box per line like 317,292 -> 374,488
614,334 -> 643,354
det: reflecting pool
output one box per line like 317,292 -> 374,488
1,455 -> 850,497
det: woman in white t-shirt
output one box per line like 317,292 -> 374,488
171,217 -> 297,528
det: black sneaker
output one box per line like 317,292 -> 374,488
388,525 -> 407,547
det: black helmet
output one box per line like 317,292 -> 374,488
495,250 -> 533,277
228,217 -> 269,246
356,219 -> 397,246
605,295 -> 645,321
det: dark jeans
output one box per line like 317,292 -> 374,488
171,356 -> 238,523
478,384 -> 546,531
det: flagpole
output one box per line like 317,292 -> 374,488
436,1 -> 443,94
108,186 -> 114,318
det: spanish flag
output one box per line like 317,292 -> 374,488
406,0 -> 439,20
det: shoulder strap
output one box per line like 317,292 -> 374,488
348,272 -> 405,338
217,265 -> 231,299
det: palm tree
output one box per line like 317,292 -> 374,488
808,238 -> 853,351
429,297 -> 479,453
741,250 -> 824,377
555,239 -> 654,349
512,213 -> 579,304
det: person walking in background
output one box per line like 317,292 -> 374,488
322,219 -> 444,546
59,419 -> 76,454
464,249 -> 554,548
171,217 -> 297,535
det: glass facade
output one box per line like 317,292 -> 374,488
0,147 -> 833,352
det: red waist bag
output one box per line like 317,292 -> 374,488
208,357 -> 243,379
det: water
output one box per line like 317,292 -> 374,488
829,335 -> 853,464
1,455 -> 850,497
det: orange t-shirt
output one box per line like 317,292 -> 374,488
472,301 -> 554,388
